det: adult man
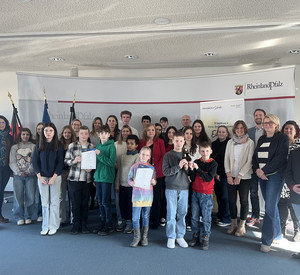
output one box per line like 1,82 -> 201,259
120,110 -> 139,137
247,108 -> 266,226
179,115 -> 191,131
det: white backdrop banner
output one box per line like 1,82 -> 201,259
17,66 -> 295,134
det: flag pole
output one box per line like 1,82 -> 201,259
8,92 -> 22,140
69,92 -> 76,125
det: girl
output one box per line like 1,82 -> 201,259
128,146 -> 156,247
164,126 -> 177,152
90,117 -> 103,146
192,119 -> 210,145
9,128 -> 36,225
32,122 -> 64,235
183,126 -> 201,161
106,115 -> 120,142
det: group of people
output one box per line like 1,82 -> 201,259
0,110 -> 300,258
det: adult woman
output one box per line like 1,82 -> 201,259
164,126 -> 177,152
278,120 -> 300,237
211,125 -> 231,227
0,115 -> 13,223
59,125 -> 76,224
183,126 -> 201,161
9,128 -> 36,225
106,115 -> 120,142
225,120 -> 254,237
252,114 -> 289,252
192,119 -> 210,145
138,123 -> 166,229
155,123 -> 163,139
32,122 -> 64,235
90,117 -> 103,146
285,146 -> 300,258
34,122 -> 44,145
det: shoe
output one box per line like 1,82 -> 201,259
123,220 -> 133,234
235,220 -> 246,237
48,229 -> 57,235
216,221 -> 231,227
25,219 -> 32,225
167,238 -> 175,249
292,252 -> 300,259
71,224 -> 80,235
160,218 -> 166,227
227,219 -> 238,235
200,236 -> 209,250
130,228 -> 141,247
37,216 -> 43,222
0,215 -> 9,223
188,232 -> 199,247
176,238 -> 188,248
92,221 -> 105,234
116,220 -> 126,232
40,229 -> 49,236
17,219 -> 25,226
294,231 -> 300,242
246,217 -> 260,227
98,223 -> 114,236
81,224 -> 91,234
141,227 -> 149,246
186,225 -> 192,232
260,244 -> 271,253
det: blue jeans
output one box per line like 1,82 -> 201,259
95,182 -> 112,223
292,204 -> 300,229
132,207 -> 150,229
191,191 -> 213,237
13,175 -> 36,221
165,189 -> 188,239
0,166 -> 11,215
259,172 -> 284,246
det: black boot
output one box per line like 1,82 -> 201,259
188,232 -> 199,247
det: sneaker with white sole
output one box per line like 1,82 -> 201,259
37,216 -> 43,222
25,219 -> 32,225
216,221 -> 231,227
167,238 -> 175,249
48,229 -> 57,236
40,230 -> 48,236
294,231 -> 300,242
17,219 -> 25,226
176,238 -> 188,248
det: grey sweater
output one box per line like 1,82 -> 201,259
163,150 -> 190,190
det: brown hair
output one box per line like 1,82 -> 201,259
232,120 -> 248,135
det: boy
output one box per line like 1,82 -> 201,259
160,117 -> 168,138
120,110 -> 139,137
188,141 -> 217,250
64,126 -> 94,234
115,135 -> 140,233
162,131 -> 190,249
94,125 -> 117,236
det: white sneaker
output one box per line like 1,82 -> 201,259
40,230 -> 48,236
48,229 -> 57,236
294,231 -> 300,242
17,219 -> 25,226
176,238 -> 188,248
37,216 -> 43,222
25,219 -> 32,225
260,244 -> 271,253
167,238 -> 175,249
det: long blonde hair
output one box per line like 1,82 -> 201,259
263,114 -> 280,134
141,123 -> 158,142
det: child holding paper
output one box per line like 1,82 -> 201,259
128,146 -> 157,247
64,126 -> 94,234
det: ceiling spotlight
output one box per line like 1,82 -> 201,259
204,52 -> 216,57
154,18 -> 171,25
289,49 -> 300,54
124,55 -> 138,59
49,57 -> 65,61
21,0 -> 32,2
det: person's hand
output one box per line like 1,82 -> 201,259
183,163 -> 189,170
256,169 -> 265,179
85,169 -> 92,172
73,156 -> 81,164
227,176 -> 234,185
48,177 -> 55,185
179,159 -> 188,168
233,177 -> 241,185
95,149 -> 100,155
188,161 -> 194,170
193,162 -> 199,170
215,174 -> 220,181
292,184 -> 300,195
151,179 -> 156,185
21,172 -> 27,177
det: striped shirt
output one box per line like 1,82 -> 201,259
257,137 -> 272,169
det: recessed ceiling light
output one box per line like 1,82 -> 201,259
21,0 -> 32,2
49,57 -> 65,62
289,49 -> 300,54
154,18 -> 171,25
204,52 -> 216,57
124,55 -> 138,59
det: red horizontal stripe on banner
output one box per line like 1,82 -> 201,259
245,96 -> 295,101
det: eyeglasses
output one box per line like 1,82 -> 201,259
263,122 -> 275,126
0,121 -> 6,125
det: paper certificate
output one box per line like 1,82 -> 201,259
134,165 -> 154,190
81,149 -> 96,170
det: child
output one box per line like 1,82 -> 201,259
188,141 -> 217,250
128,146 -> 157,247
115,135 -> 140,233
64,126 -> 94,234
162,131 -> 190,249
94,125 -> 117,236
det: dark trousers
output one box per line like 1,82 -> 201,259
214,174 -> 231,223
150,177 -> 164,228
249,174 -> 260,218
278,197 -> 299,232
95,182 -> 112,223
119,185 -> 132,220
227,178 -> 251,220
68,181 -> 90,225
0,166 -> 11,215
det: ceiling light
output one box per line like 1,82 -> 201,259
124,55 -> 138,59
242,63 -> 254,67
21,0 -> 32,2
154,18 -> 171,25
49,57 -> 65,62
289,49 -> 300,54
204,52 -> 216,57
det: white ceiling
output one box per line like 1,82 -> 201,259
1,0 -> 300,72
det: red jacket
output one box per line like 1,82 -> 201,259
138,138 -> 166,178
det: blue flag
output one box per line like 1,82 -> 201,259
42,101 -> 51,123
